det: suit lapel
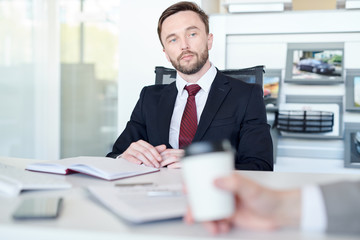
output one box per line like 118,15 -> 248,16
194,72 -> 231,141
157,83 -> 178,147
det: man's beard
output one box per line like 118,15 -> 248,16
170,47 -> 208,75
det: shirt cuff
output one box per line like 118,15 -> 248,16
301,185 -> 327,232
116,154 -> 122,159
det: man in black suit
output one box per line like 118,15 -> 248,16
107,1 -> 273,170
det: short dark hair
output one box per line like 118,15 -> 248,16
157,1 -> 209,47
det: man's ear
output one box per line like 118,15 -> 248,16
163,48 -> 170,62
207,33 -> 214,50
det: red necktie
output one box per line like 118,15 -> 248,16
179,84 -> 201,149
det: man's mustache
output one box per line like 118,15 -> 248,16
178,51 -> 197,61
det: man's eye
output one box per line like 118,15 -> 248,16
169,38 -> 176,43
189,33 -> 196,37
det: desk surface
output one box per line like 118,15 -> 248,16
1,156 -> 360,240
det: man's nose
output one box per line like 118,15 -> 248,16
180,37 -> 190,50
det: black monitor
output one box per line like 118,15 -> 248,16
285,42 -> 344,85
263,69 -> 282,111
345,69 -> 360,112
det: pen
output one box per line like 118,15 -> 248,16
147,190 -> 183,197
115,182 -> 154,187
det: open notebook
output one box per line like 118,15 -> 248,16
26,156 -> 159,181
88,183 -> 187,223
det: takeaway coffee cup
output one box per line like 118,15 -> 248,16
182,140 -> 235,222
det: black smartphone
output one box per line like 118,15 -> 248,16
12,197 -> 63,220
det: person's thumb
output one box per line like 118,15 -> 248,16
155,144 -> 167,153
214,173 -> 243,194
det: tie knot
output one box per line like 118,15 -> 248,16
185,84 -> 201,96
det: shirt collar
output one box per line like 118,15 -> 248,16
176,63 -> 217,95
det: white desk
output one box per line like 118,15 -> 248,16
1,156 -> 360,240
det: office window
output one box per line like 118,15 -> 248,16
60,0 -> 119,158
0,0 -> 37,158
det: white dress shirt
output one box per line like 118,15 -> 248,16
169,64 -> 217,149
301,185 -> 327,232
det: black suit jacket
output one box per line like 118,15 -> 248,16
107,70 -> 273,170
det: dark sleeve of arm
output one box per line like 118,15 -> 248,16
320,181 -> 360,234
106,87 -> 148,158
235,84 -> 273,171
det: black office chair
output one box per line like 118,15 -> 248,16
154,65 -> 265,87
154,66 -> 177,85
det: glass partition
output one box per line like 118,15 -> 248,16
0,0 -> 119,159
59,0 -> 119,158
0,1 -> 36,158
